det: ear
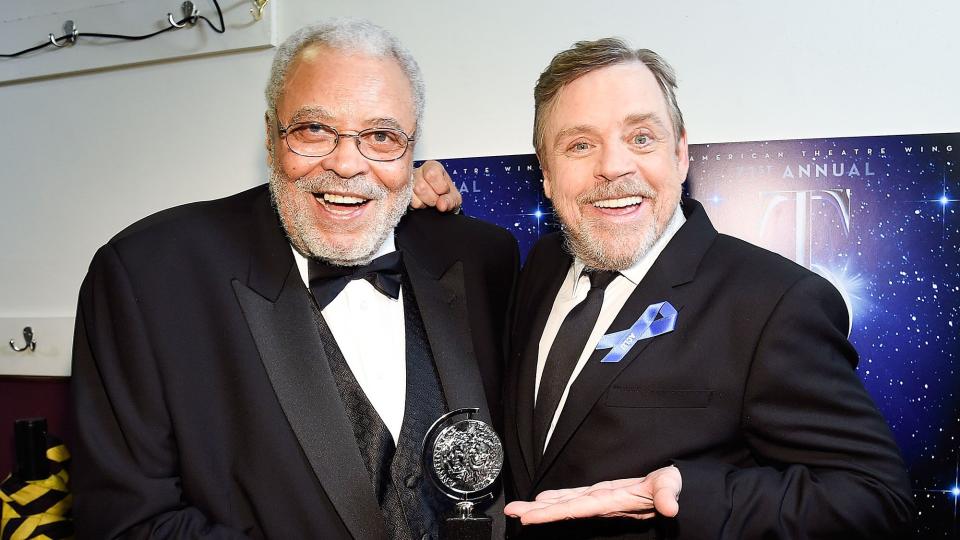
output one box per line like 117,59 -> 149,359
265,111 -> 275,167
675,130 -> 690,181
538,154 -> 554,200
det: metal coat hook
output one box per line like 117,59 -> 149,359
9,327 -> 37,352
250,0 -> 269,21
49,20 -> 78,48
168,1 -> 199,28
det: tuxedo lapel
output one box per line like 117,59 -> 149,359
396,220 -> 493,421
406,258 -> 492,416
232,192 -> 386,540
511,237 -> 570,487
532,200 -> 717,488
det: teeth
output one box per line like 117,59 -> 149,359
594,196 -> 643,209
322,193 -> 367,204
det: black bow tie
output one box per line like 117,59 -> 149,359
308,251 -> 404,310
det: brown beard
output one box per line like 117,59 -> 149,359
557,177 -> 670,271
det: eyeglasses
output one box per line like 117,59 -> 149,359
277,121 -> 415,162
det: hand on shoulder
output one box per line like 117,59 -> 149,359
412,160 -> 461,213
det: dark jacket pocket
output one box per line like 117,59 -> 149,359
605,387 -> 713,408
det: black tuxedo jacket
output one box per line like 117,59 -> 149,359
504,199 -> 913,539
70,185 -> 519,539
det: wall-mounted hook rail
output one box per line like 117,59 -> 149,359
168,1 -> 199,28
9,327 -> 37,352
49,21 -> 78,48
1,1 -> 225,59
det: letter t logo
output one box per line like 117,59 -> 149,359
759,189 -> 852,268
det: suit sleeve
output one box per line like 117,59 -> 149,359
671,274 -> 914,539
70,244 -> 246,539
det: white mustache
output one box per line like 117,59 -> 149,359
294,171 -> 387,200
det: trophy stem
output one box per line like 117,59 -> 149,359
456,501 -> 475,519
442,499 -> 491,540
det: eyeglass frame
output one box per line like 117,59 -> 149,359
275,119 -> 416,162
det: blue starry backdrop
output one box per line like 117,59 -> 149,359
417,155 -> 560,257
686,133 -> 959,538
424,132 -> 959,537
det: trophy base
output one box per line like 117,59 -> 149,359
440,513 -> 491,540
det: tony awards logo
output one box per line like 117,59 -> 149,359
759,187 -> 856,330
423,408 -> 503,539
759,188 -> 852,269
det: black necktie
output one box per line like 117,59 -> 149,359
309,251 -> 403,309
533,269 -> 618,463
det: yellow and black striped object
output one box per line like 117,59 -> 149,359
0,442 -> 72,540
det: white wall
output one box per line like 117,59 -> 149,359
1,0 -> 957,322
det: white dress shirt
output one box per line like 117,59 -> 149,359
534,205 -> 686,451
294,233 -> 407,443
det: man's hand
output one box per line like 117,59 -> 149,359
412,160 -> 461,213
503,466 -> 682,525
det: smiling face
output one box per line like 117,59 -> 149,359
267,44 -> 416,266
539,61 -> 689,270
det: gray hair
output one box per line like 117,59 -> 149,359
265,18 -> 425,128
533,38 -> 684,155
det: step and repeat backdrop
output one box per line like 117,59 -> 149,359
427,132 -> 959,538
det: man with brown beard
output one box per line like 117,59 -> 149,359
499,39 -> 913,539
70,19 -> 516,539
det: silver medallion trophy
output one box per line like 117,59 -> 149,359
423,407 -> 503,540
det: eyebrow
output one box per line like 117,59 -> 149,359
364,117 -> 406,131
287,109 -> 408,132
288,106 -> 335,124
552,112 -> 669,147
623,112 -> 668,132
553,124 -> 597,145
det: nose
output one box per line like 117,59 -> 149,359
595,140 -> 636,182
318,134 -> 369,179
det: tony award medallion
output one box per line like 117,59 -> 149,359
423,407 -> 503,540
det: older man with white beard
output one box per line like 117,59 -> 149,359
70,19 -> 516,539
499,38 -> 913,539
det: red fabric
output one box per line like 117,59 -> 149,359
0,377 -> 71,476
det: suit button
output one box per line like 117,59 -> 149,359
405,474 -> 418,488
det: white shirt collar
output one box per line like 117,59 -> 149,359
293,231 -> 398,287
571,204 -> 686,295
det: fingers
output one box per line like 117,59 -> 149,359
508,491 -> 615,524
506,482 -> 657,525
418,160 -> 453,195
534,485 -> 590,501
412,160 -> 461,212
410,193 -> 426,209
505,473 -> 679,526
534,478 -> 643,504
645,466 -> 682,518
652,484 -> 680,518
436,192 -> 462,213
587,477 -> 646,492
505,500 -> 550,516
412,171 -> 439,208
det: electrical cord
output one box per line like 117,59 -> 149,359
1,0 -> 225,59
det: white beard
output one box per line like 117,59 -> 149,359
268,166 -> 412,266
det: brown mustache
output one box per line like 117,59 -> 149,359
576,178 -> 657,205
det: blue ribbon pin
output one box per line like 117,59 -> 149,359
595,301 -> 678,363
